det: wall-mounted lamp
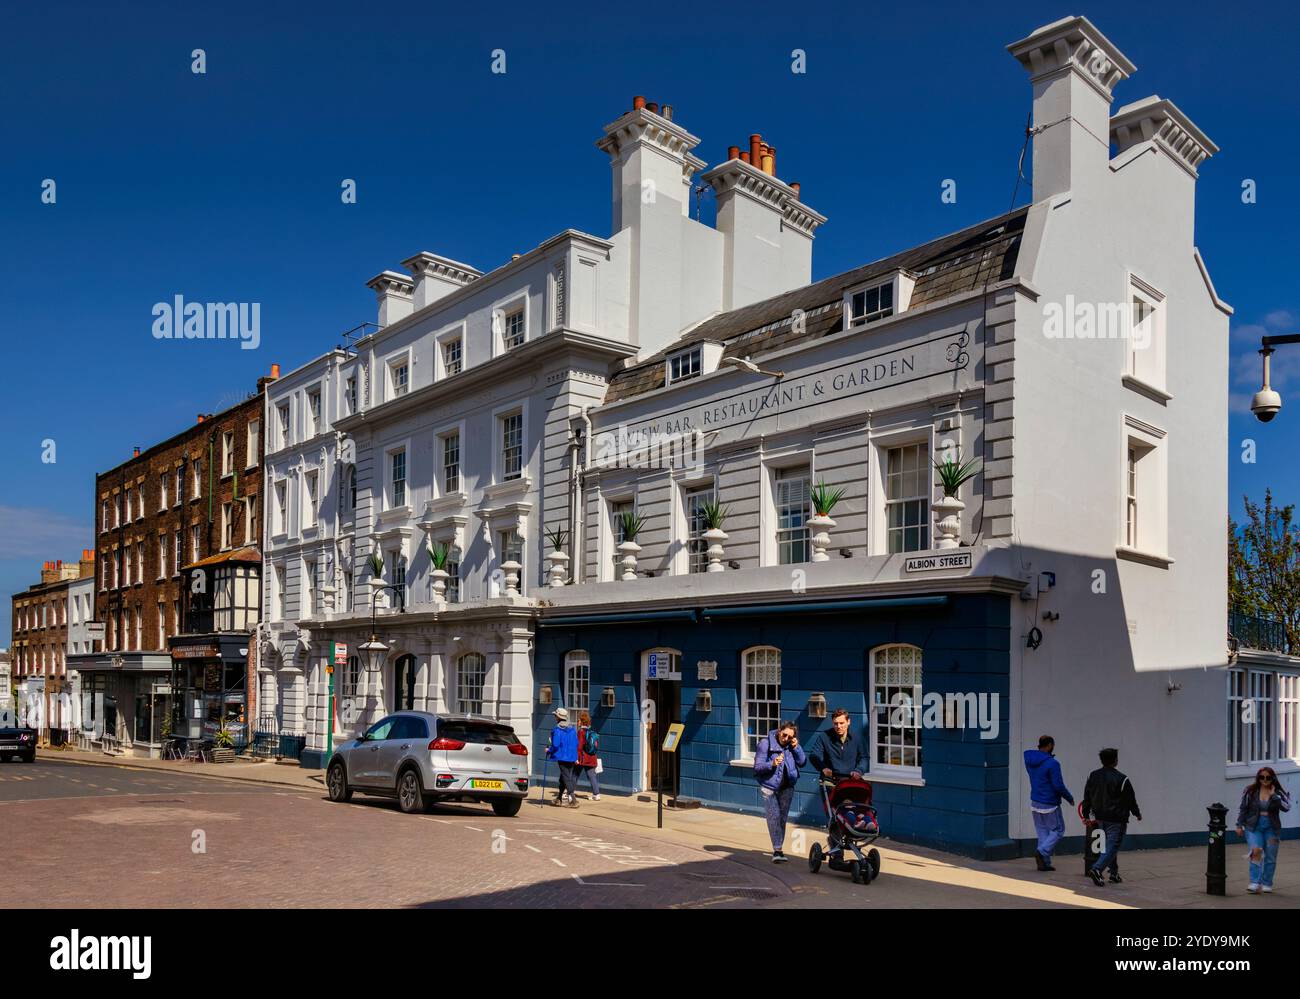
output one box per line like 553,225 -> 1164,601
808,692 -> 827,719
538,685 -> 553,706
695,689 -> 713,712
601,687 -> 616,708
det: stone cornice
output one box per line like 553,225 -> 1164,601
365,270 -> 414,297
1110,96 -> 1218,179
400,251 -> 483,288
596,108 -> 703,162
701,158 -> 827,237
1007,15 -> 1136,102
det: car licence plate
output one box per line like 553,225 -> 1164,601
470,779 -> 505,790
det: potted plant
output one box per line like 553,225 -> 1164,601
367,550 -> 388,609
617,510 -> 644,581
808,481 -> 846,562
426,541 -> 451,601
931,451 -> 981,549
214,724 -> 235,750
700,500 -> 729,572
544,526 -> 570,587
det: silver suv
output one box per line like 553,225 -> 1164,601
326,711 -> 529,817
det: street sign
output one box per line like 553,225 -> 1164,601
904,550 -> 972,572
86,622 -> 106,640
647,652 -> 658,678
332,642 -> 348,666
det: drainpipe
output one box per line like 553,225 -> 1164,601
574,407 -> 593,583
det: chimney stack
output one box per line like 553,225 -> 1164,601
402,252 -> 483,310
366,271 -> 415,327
1008,16 -> 1135,202
132,446 -> 140,457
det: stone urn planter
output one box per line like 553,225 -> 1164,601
501,559 -> 523,595
932,495 -> 965,549
547,549 -> 570,587
808,514 -> 836,562
430,567 -> 450,601
703,527 -> 728,572
617,540 -> 641,581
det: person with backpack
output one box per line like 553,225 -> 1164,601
576,709 -> 601,800
1080,747 -> 1142,886
1023,734 -> 1074,871
545,707 -> 580,807
1236,766 -> 1290,894
754,720 -> 807,863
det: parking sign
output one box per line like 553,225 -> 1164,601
648,652 -> 658,678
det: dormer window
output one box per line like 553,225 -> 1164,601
668,346 -> 702,384
844,271 -> 915,329
849,281 -> 894,325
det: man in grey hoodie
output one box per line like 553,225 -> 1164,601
1023,735 -> 1074,871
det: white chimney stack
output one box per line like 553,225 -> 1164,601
401,251 -> 483,311
1008,15 -> 1136,202
702,155 -> 826,311
366,270 -> 414,327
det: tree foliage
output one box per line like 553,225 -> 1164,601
1229,490 -> 1300,652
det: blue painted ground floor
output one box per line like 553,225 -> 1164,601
532,593 -> 1021,858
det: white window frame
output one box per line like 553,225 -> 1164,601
304,470 -> 319,530
498,409 -> 525,483
1227,666 -> 1299,776
436,323 -> 466,380
244,496 -> 257,545
1117,416 -> 1169,564
739,646 -> 783,762
343,372 -> 358,417
456,652 -> 487,715
387,352 -> 411,401
159,476 -> 168,512
1125,273 -> 1167,396
683,482 -> 716,575
387,446 -> 409,510
870,643 -> 924,782
844,276 -> 897,327
273,479 -> 289,537
306,385 -> 323,437
491,291 -> 529,357
221,502 -> 233,550
869,427 -> 933,556
221,431 -> 235,477
565,650 -> 591,713
277,403 -> 291,449
667,345 -> 703,384
302,558 -> 317,618
603,493 -> 635,582
246,419 -> 260,469
440,428 -> 462,496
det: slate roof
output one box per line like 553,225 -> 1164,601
604,206 -> 1028,404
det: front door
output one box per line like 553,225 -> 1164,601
648,677 -> 681,797
393,655 -> 416,712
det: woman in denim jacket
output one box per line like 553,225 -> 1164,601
1236,767 -> 1290,893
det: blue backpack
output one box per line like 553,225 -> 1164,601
582,727 -> 600,756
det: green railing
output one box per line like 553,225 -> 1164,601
1230,607 -> 1291,654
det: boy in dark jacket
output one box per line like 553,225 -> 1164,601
1080,747 -> 1142,886
1024,735 -> 1074,871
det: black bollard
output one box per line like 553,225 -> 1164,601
1207,802 -> 1228,896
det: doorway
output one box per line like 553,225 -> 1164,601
640,649 -> 682,796
393,654 -> 416,712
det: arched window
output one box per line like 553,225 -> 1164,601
457,653 -> 486,715
742,646 -> 782,758
565,651 -> 590,712
870,644 -> 923,777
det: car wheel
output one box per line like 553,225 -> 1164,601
850,860 -> 865,885
491,796 -> 523,817
327,761 -> 352,802
808,842 -> 823,874
397,768 -> 425,814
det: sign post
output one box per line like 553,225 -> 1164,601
328,642 -> 348,759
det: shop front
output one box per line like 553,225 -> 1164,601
67,652 -> 173,757
168,636 -> 250,750
533,590 -> 1016,859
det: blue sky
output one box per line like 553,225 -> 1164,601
1,0 -> 1297,644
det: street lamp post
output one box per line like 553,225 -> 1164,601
359,580 -> 405,673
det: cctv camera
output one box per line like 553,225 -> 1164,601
1251,387 -> 1282,423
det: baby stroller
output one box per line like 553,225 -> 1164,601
808,776 -> 882,884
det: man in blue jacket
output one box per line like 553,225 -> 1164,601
1023,734 -> 1074,871
808,709 -> 870,859
546,708 -> 580,807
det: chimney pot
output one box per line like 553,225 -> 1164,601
728,145 -> 740,161
740,151 -> 751,164
197,414 -> 205,424
270,363 -> 280,379
133,446 -> 140,457
633,95 -> 646,110
791,182 -> 801,198
661,104 -> 673,120
749,134 -> 762,165
646,101 -> 658,114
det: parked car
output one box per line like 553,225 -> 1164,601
0,723 -> 37,763
326,711 -> 529,816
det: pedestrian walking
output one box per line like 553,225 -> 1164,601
545,707 -> 580,807
754,720 -> 806,863
1080,747 -> 1142,886
808,707 -> 869,781
1236,766 -> 1290,894
1023,734 -> 1074,871
576,709 -> 601,800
